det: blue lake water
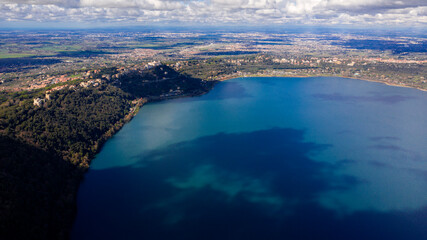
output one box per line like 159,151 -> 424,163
72,77 -> 427,240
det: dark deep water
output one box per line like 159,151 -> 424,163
72,77 -> 427,240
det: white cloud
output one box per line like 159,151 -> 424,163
0,0 -> 426,25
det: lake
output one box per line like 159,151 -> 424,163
72,77 -> 427,240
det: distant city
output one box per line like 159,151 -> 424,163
1,28 -> 426,92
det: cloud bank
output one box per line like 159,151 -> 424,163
0,0 -> 426,26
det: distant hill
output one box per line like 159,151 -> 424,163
116,65 -> 213,98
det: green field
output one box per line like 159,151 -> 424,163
0,53 -> 38,59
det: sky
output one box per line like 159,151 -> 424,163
0,0 -> 426,28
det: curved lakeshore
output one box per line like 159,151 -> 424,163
72,76 -> 427,240
217,74 -> 427,92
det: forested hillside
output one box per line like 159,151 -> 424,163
0,65 -> 214,239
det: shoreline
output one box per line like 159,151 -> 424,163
71,86 -> 215,234
86,81 -> 218,162
72,74 -> 423,236
217,74 -> 427,92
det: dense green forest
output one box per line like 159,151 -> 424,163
0,65 -> 214,239
0,84 -> 133,239
0,85 -> 132,167
0,135 -> 78,239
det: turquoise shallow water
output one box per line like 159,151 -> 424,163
72,77 -> 427,240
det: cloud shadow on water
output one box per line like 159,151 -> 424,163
370,136 -> 400,142
73,128 -> 427,240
